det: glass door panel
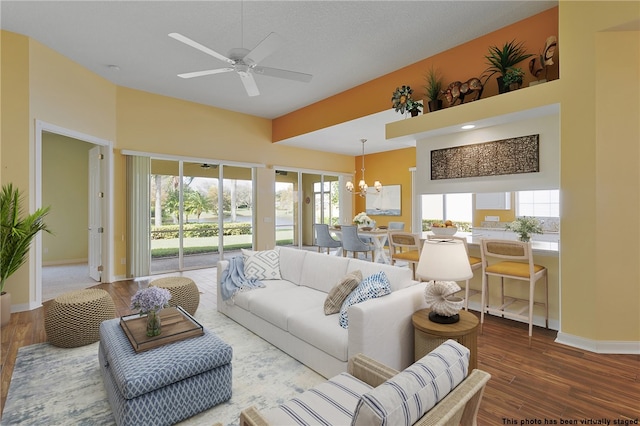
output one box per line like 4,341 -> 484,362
150,159 -> 180,274
181,162 -> 219,269
221,166 -> 254,257
276,170 -> 298,247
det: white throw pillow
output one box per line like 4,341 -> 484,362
351,339 -> 470,426
338,271 -> 391,328
242,248 -> 281,280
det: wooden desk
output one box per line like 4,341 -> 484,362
412,308 -> 479,370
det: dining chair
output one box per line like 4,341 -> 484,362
479,239 -> 548,346
313,223 -> 342,254
340,225 -> 374,261
426,235 -> 481,310
388,231 -> 421,278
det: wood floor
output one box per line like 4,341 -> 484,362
1,269 -> 639,424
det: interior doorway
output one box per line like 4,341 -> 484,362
35,121 -> 113,304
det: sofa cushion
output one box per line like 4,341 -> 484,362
324,270 -> 363,315
300,253 -> 350,293
338,271 -> 391,329
289,306 -> 349,361
261,372 -> 372,426
242,248 -> 281,280
232,280 -> 296,311
278,246 -> 308,285
352,339 -> 470,426
250,286 -> 326,331
346,259 -> 414,292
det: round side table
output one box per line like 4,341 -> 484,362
412,308 -> 479,370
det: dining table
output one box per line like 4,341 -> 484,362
329,227 -> 391,264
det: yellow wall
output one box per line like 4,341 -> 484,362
353,147 -> 415,229
559,1 -> 639,343
42,133 -> 92,264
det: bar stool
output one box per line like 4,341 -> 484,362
388,230 -> 421,279
427,235 -> 481,310
479,239 -> 548,346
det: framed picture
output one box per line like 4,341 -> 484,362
366,184 -> 401,216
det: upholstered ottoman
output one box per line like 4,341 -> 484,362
45,288 -> 116,348
98,318 -> 232,426
150,277 -> 200,315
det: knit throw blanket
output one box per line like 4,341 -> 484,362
220,256 -> 265,302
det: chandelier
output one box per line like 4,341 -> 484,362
346,139 -> 382,197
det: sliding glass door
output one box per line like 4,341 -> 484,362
149,159 -> 254,274
275,170 -> 341,249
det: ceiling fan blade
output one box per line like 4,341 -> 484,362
169,32 -> 234,65
239,72 -> 260,97
177,68 -> 234,79
253,66 -> 313,83
243,32 -> 284,66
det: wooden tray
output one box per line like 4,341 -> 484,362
119,306 -> 204,353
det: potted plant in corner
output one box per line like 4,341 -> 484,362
483,39 -> 533,94
424,66 -> 443,112
0,183 -> 51,326
502,67 -> 525,92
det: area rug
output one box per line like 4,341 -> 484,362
2,308 -> 325,426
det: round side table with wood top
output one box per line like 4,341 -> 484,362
412,308 -> 479,370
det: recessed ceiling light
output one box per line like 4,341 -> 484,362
107,65 -> 120,71
461,124 -> 475,130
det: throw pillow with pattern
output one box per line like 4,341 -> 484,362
242,248 -> 281,280
338,271 -> 391,328
323,270 -> 363,315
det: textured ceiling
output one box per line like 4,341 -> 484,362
1,0 -> 557,154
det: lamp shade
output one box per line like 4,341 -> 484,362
416,240 -> 473,282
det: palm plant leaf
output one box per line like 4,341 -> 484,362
0,184 -> 51,292
483,39 -> 533,80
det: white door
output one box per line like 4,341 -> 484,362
88,146 -> 103,281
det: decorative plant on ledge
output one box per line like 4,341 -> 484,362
502,67 -> 525,91
424,66 -> 443,112
483,39 -> 533,94
405,99 -> 422,117
391,85 -> 414,115
505,216 -> 543,242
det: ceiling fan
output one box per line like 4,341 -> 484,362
169,32 -> 313,97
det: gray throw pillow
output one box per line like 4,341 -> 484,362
323,270 -> 363,315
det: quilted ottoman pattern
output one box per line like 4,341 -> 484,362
99,318 -> 233,425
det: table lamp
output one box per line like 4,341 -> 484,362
416,239 -> 473,324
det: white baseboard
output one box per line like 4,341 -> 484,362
555,332 -> 640,354
11,301 -> 42,313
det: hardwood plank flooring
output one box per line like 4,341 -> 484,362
1,269 -> 639,424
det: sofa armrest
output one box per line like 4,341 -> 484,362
347,281 -> 427,371
414,369 -> 491,426
348,353 -> 399,388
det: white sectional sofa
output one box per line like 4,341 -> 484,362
216,246 -> 428,378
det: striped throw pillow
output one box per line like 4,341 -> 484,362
352,339 -> 470,426
324,270 -> 363,315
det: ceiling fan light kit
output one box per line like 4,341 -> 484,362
169,31 -> 312,97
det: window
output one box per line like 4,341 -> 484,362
516,190 -> 559,217
422,193 -> 472,223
